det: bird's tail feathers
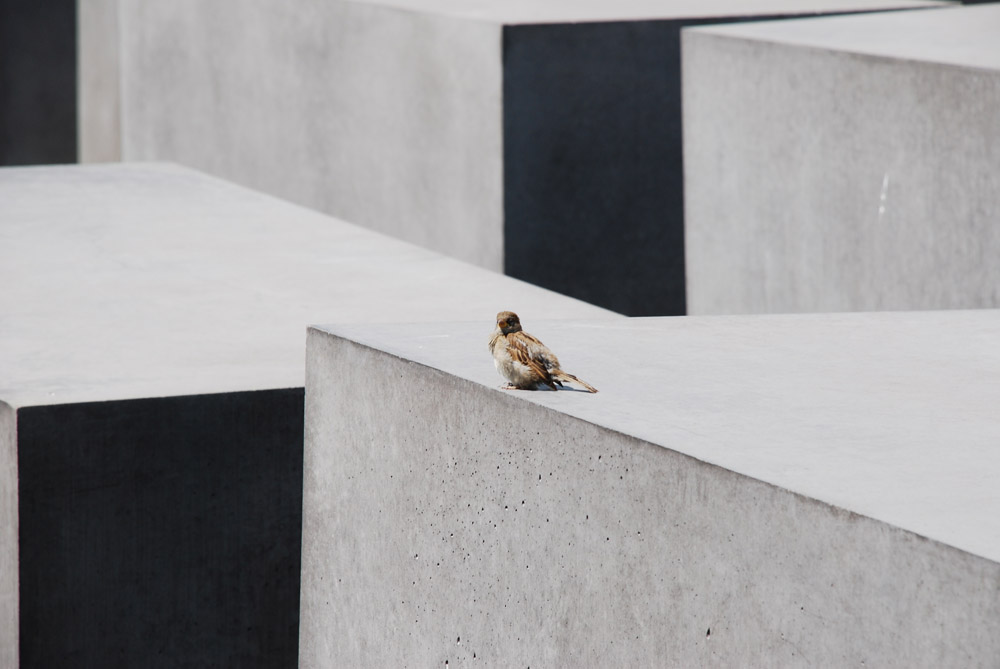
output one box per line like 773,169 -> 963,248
553,370 -> 598,393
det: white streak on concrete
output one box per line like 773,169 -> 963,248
878,171 -> 890,221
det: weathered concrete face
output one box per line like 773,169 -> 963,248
302,312 -> 1000,665
0,402 -> 16,668
0,162 -> 614,667
78,0 -> 121,163
119,0 -> 505,271
684,5 -> 1000,314
93,0 -> 944,314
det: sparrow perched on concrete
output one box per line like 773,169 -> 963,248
488,311 -> 597,393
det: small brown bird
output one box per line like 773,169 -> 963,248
488,311 -> 597,393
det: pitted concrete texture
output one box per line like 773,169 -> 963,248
0,162 -> 613,408
301,311 -> 1000,666
94,0 -> 943,315
684,5 -> 1000,314
0,162 -> 613,666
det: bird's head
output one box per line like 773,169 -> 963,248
496,311 -> 522,334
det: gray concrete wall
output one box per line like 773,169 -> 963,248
0,401 -> 17,668
301,312 -> 1000,665
0,162 -> 615,666
683,5 -> 1000,314
79,0 -> 122,163
118,0 -> 504,271
89,0 -> 944,315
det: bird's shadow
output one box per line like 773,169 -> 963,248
499,384 -> 594,394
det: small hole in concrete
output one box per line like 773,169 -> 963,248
706,628 -> 711,638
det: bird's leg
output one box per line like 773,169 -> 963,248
500,383 -> 519,390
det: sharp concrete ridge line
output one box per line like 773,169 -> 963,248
683,4 -> 1000,314
683,3 -> 1000,69
0,162 -> 616,666
301,311 -> 1000,664
87,0 -> 946,315
335,0 -> 948,23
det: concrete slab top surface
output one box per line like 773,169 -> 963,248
351,0 -> 945,24
316,309 -> 1000,563
686,4 -> 1000,71
0,163 -> 615,408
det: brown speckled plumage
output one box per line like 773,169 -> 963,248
488,311 -> 597,393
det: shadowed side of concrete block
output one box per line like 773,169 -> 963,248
502,20 -> 685,316
16,390 -> 303,668
300,326 -> 1000,666
0,0 -> 77,165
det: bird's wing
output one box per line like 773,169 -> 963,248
507,332 -> 557,386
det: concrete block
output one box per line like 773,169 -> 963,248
684,5 -> 1000,314
302,310 -> 1000,665
88,0 -> 943,315
0,162 -> 614,666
